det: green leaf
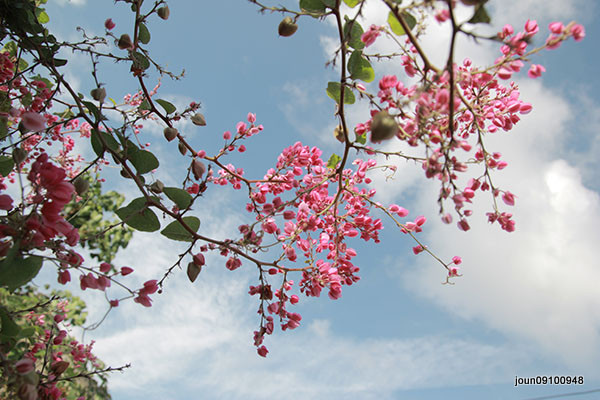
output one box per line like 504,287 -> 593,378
0,255 -> 43,292
131,51 -> 150,71
343,17 -> 364,50
155,99 -> 176,115
161,217 -> 200,242
348,50 -> 374,82
0,118 -> 7,141
139,99 -> 151,111
115,197 -> 160,232
326,82 -> 355,105
387,11 -> 416,36
468,4 -> 491,24
326,153 -> 342,169
0,307 -> 20,339
36,10 -> 49,24
90,129 -> 119,157
0,156 -> 14,176
138,23 -> 151,44
52,58 -> 68,67
299,0 -> 326,15
354,131 -> 367,145
343,0 -> 360,7
164,187 -> 193,209
321,0 -> 336,8
129,150 -> 158,175
82,100 -> 102,122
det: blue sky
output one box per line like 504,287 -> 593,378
37,1 -> 600,399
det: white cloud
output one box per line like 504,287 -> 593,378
395,80 -> 600,373
55,0 -> 87,6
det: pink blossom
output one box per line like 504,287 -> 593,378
548,22 -> 564,34
223,130 -> 231,140
0,194 -> 13,210
225,257 -> 241,271
570,24 -> 585,41
247,112 -> 256,123
193,253 -> 205,266
120,266 -> 134,276
457,219 -> 470,231
502,24 -> 514,37
528,64 -> 546,79
524,19 -> 539,35
257,345 -> 268,357
99,262 -> 111,273
452,256 -> 462,265
290,295 -> 299,304
21,111 -> 46,132
58,269 -> 71,285
110,299 -> 119,307
497,67 -> 513,80
134,294 -> 152,307
361,25 -> 382,47
434,9 -> 450,23
15,358 -> 35,375
104,18 -> 116,30
502,191 -> 516,206
141,280 -> 158,295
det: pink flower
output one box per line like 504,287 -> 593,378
0,194 -> 13,210
223,130 -> 231,140
110,299 -> 119,307
99,262 -> 112,273
257,345 -> 268,357
120,266 -> 134,276
290,295 -> 299,304
225,257 -> 242,271
548,22 -> 564,34
570,24 -> 585,41
457,219 -> 470,231
21,111 -> 46,132
361,25 -> 382,47
104,18 -> 116,30
502,191 -> 516,206
412,245 -> 424,255
141,279 -> 158,295
497,67 -> 513,80
528,64 -> 546,79
434,9 -> 449,23
134,294 -> 152,307
524,19 -> 539,35
247,113 -> 256,123
452,256 -> 462,265
193,253 -> 205,266
58,269 -> 71,285
15,358 -> 35,375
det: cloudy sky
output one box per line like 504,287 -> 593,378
39,1 -> 600,399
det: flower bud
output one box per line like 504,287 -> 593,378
90,87 -> 106,103
73,177 -> 89,196
51,360 -> 69,376
157,6 -> 170,20
191,159 -> 206,180
163,127 -> 178,141
12,147 -> 28,165
187,261 -> 201,283
178,141 -> 187,155
117,34 -> 133,50
333,125 -> 345,143
278,17 -> 298,37
150,180 -> 164,194
370,110 -> 398,143
191,113 -> 206,126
